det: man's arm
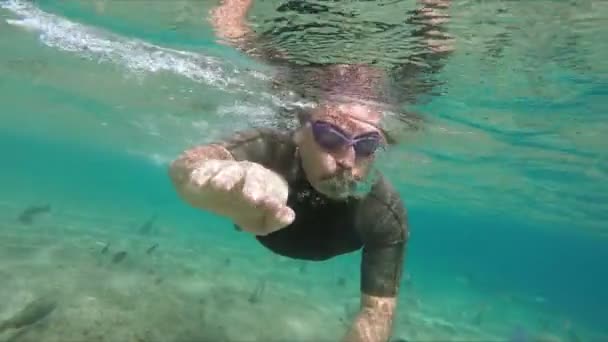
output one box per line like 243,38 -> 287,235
344,240 -> 406,342
345,181 -> 409,342
391,0 -> 454,104
415,0 -> 453,53
208,0 -> 286,62
209,0 -> 254,46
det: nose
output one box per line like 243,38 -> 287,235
334,146 -> 356,170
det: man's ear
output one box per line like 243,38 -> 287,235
293,128 -> 304,145
293,128 -> 304,144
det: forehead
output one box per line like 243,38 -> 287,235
311,103 -> 382,134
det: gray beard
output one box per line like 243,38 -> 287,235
318,169 -> 378,199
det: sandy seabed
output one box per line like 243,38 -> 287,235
0,203 -> 603,342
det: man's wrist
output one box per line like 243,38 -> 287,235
343,310 -> 393,342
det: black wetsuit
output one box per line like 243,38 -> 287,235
215,128 -> 408,297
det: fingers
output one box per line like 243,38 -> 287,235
256,199 -> 295,235
191,160 -> 294,235
209,163 -> 246,192
236,194 -> 294,236
275,205 -> 295,226
190,160 -> 224,187
264,204 -> 295,232
241,164 -> 293,234
190,160 -> 247,193
241,163 -> 268,203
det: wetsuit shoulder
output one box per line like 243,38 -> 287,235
359,176 -> 408,244
212,128 -> 298,175
356,175 -> 409,297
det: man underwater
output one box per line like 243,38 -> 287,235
170,1 -> 452,341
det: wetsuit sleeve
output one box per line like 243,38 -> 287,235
357,178 -> 409,297
212,128 -> 296,174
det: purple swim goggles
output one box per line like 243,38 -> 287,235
311,120 -> 384,157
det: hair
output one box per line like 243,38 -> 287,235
282,64 -> 424,145
295,63 -> 392,105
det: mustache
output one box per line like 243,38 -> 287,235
319,171 -> 359,182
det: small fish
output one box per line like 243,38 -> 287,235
100,243 -> 110,254
567,329 -> 581,342
248,279 -> 266,304
146,243 -> 158,255
509,326 -> 530,342
17,204 -> 51,224
111,251 -> 128,264
0,296 -> 57,332
138,215 -> 157,235
472,310 -> 484,326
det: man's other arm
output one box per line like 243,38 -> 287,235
344,182 -> 409,342
209,0 -> 254,45
391,0 -> 454,104
208,0 -> 286,63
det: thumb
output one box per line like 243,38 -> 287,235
273,205 -> 295,227
261,204 -> 295,234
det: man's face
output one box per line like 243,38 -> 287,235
295,102 -> 385,199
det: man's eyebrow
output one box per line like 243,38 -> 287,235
344,115 -> 396,144
345,113 -> 382,130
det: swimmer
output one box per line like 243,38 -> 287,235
171,1 -> 453,341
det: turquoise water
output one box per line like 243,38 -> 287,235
1,0 -> 607,341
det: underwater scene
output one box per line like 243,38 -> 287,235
0,0 -> 607,341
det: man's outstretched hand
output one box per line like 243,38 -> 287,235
183,159 -> 295,235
